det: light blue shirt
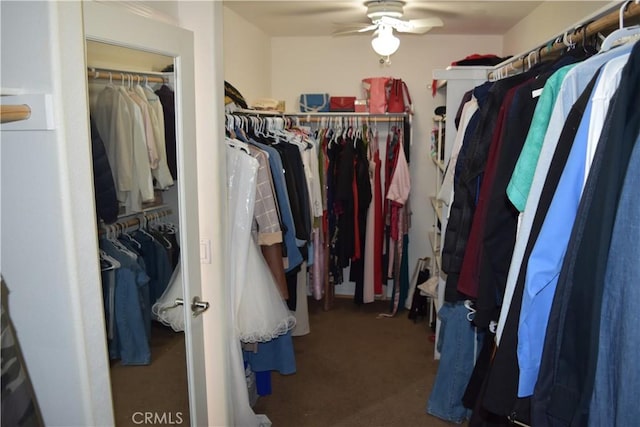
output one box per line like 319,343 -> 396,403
250,140 -> 304,272
496,43 -> 637,345
517,99 -> 592,397
517,48 -> 632,397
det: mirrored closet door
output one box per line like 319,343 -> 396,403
82,2 -> 207,424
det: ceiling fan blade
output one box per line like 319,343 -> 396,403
408,17 -> 444,28
332,24 -> 378,36
398,26 -> 434,34
394,17 -> 443,34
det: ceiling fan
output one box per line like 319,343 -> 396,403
333,0 -> 444,37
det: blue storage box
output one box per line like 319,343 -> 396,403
299,93 -> 330,112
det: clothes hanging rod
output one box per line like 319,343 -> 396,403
87,67 -> 167,84
0,104 -> 31,124
99,207 -> 172,236
488,1 -> 640,80
296,115 -> 406,123
233,108 -> 406,119
293,112 -> 406,118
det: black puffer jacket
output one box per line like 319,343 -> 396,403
441,71 -> 533,303
90,117 -> 119,224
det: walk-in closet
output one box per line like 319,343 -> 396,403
3,1 -> 640,426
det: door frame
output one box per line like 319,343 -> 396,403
82,2 -> 208,424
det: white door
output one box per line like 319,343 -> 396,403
83,2 -> 212,424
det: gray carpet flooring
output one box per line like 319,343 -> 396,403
253,297 -> 453,427
110,297 -> 453,426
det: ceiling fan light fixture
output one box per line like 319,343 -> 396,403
365,0 -> 405,20
371,25 -> 400,56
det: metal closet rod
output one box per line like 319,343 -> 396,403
489,1 -> 640,80
233,108 -> 407,122
87,67 -> 168,84
295,114 -> 406,123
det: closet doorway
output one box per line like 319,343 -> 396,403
83,2 -> 210,424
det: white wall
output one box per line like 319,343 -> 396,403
1,1 -> 113,425
271,33 -> 503,297
503,1 -> 613,57
223,6 -> 272,107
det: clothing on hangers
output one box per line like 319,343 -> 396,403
90,73 -> 177,213
428,27 -> 640,426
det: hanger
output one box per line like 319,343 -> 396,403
464,300 -> 476,322
600,0 -> 640,51
225,136 -> 250,154
579,24 -> 599,56
159,216 -> 177,234
109,222 -> 139,258
526,51 -> 537,71
121,227 -> 142,249
100,249 -> 121,271
135,214 -> 157,241
148,212 -> 173,250
562,31 -> 576,51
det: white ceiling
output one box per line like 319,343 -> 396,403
222,1 -> 546,37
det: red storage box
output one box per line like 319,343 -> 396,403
329,96 -> 356,112
355,99 -> 368,113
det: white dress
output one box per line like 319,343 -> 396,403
225,144 -> 294,427
151,264 -> 184,332
226,144 -> 296,343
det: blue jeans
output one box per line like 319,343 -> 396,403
131,231 -> 173,305
100,239 -> 151,365
427,301 -> 483,423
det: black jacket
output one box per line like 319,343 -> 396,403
90,117 -> 119,224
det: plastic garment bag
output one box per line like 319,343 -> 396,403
151,265 -> 184,332
226,144 -> 295,342
225,144 -> 295,426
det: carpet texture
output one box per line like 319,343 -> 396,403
110,323 -> 189,427
253,298 -> 452,427
110,298 -> 452,426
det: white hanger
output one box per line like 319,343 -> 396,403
100,249 -> 121,271
150,213 -> 174,249
136,214 -> 156,241
225,135 -> 250,154
109,222 -> 138,259
601,0 -> 640,51
121,228 -> 142,249
563,31 -> 576,51
527,51 -> 537,71
464,300 -> 476,322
